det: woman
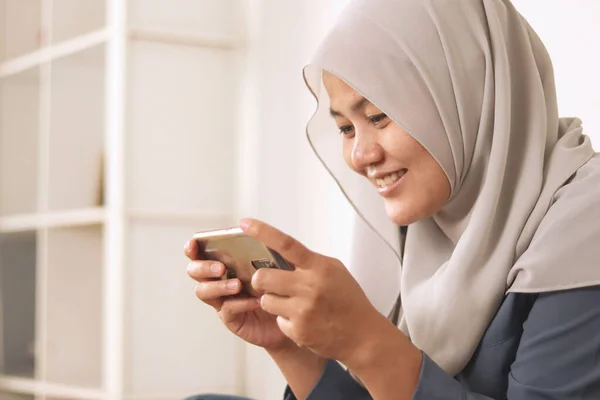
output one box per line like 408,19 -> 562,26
185,0 -> 600,398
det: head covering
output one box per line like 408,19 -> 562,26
303,0 -> 600,375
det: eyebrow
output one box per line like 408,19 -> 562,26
329,96 -> 370,118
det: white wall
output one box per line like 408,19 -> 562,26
235,0 -> 353,254
235,1 -> 352,399
236,1 -> 599,398
512,0 -> 600,147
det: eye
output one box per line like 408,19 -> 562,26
369,113 -> 388,126
339,125 -> 355,136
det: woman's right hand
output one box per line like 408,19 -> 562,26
184,239 -> 293,351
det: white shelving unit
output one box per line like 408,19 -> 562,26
0,1 -> 246,399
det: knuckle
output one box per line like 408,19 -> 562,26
203,261 -> 221,276
195,281 -> 210,296
260,293 -> 271,309
311,291 -> 324,306
220,300 -> 233,315
185,246 -> 200,260
247,222 -> 262,237
319,263 -> 335,281
297,301 -> 315,321
294,326 -> 311,345
296,304 -> 308,319
187,261 -> 208,278
327,256 -> 342,266
186,263 -> 195,277
279,235 -> 295,252
194,282 -> 206,300
205,299 -> 220,310
252,268 -> 267,289
221,280 -> 231,291
218,306 -> 232,323
184,240 -> 194,254
305,281 -> 324,302
315,278 -> 328,295
221,299 -> 241,318
201,262 -> 213,275
197,281 -> 223,300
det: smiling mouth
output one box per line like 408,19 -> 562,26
375,169 -> 407,189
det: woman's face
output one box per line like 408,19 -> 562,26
323,71 -> 451,226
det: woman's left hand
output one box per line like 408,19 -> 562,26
241,218 -> 387,366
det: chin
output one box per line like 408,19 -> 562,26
384,199 -> 419,226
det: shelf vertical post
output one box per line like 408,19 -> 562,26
104,0 -> 128,398
36,0 -> 53,393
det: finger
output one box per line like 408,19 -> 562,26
184,239 -> 199,260
201,297 -> 223,311
195,279 -> 242,303
251,267 -> 297,296
276,315 -> 296,343
220,297 -> 262,324
191,280 -> 224,311
187,260 -> 226,281
259,293 -> 293,319
240,218 -> 313,266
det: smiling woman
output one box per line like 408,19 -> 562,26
185,0 -> 600,399
323,71 -> 451,226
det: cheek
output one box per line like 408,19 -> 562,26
381,126 -> 418,161
414,147 -> 450,200
405,154 -> 450,217
384,169 -> 449,225
384,135 -> 451,223
342,139 -> 356,171
414,167 -> 447,200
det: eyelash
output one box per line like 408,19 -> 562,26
339,125 -> 354,135
338,113 -> 388,135
369,113 -> 388,124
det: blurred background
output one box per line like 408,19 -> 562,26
0,1 -> 597,400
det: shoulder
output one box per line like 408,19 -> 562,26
508,153 -> 600,292
515,285 -> 600,356
508,286 -> 600,397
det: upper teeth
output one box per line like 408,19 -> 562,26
376,171 -> 404,188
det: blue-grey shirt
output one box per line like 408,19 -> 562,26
284,286 -> 600,399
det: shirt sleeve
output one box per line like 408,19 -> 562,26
506,286 -> 600,399
284,286 -> 600,400
283,359 -> 371,400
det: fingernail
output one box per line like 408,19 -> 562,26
184,241 -> 191,251
226,280 -> 239,290
239,219 -> 252,231
186,262 -> 195,273
256,297 -> 262,305
210,263 -> 222,274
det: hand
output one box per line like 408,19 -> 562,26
242,218 -> 386,367
185,239 -> 294,352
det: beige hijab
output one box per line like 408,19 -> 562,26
303,0 -> 600,375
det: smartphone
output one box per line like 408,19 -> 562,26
193,227 -> 294,297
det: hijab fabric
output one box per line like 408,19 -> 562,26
303,0 -> 600,375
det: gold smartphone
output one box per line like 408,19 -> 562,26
193,227 -> 294,297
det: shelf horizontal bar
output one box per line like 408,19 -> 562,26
0,29 -> 109,79
129,28 -> 238,50
0,376 -> 41,396
0,375 -> 105,399
0,207 -> 106,233
122,388 -> 239,400
127,209 -> 233,225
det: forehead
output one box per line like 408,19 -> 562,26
323,71 -> 372,112
323,71 -> 357,98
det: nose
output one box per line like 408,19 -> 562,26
350,131 -> 384,172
